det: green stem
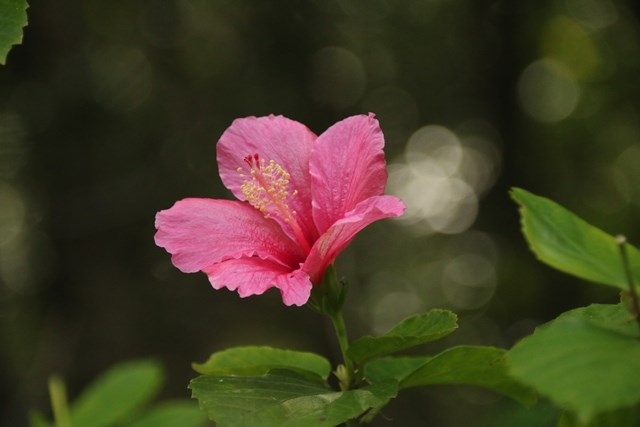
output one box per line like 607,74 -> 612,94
616,235 -> 640,332
311,266 -> 359,424
329,308 -> 354,389
330,311 -> 360,427
49,375 -> 72,427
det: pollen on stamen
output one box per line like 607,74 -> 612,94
237,154 -> 296,221
236,153 -> 312,254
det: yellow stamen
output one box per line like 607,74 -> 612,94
239,154 -> 311,254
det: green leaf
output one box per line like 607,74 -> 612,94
347,309 -> 458,363
190,371 -> 398,427
363,356 -> 432,384
128,401 -> 208,427
0,0 -> 28,65
363,347 -> 535,406
192,346 -> 331,380
511,187 -> 640,290
567,303 -> 639,338
69,359 -> 164,427
508,304 -> 640,424
400,346 -> 535,406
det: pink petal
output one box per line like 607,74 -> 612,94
154,198 -> 304,273
203,258 -> 312,306
310,114 -> 389,233
216,115 -> 319,244
303,195 -> 406,283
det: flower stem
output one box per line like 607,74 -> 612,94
329,308 -> 355,389
309,265 -> 358,423
616,235 -> 640,332
329,311 -> 358,427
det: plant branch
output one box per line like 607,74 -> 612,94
616,235 -> 640,332
310,266 -> 359,424
329,308 -> 355,388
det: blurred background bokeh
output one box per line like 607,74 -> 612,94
2,0 -> 640,425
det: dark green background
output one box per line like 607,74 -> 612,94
1,1 -> 640,426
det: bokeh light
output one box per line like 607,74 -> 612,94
564,0 -> 619,30
442,253 -> 497,311
517,58 -> 580,123
388,124 -> 500,235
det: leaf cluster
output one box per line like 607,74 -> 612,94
509,188 -> 640,426
189,311 -> 534,426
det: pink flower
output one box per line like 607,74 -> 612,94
154,114 -> 405,306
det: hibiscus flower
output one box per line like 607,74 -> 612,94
154,113 -> 405,306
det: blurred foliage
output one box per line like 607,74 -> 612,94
29,359 -> 207,427
1,0 -> 640,426
0,0 -> 28,65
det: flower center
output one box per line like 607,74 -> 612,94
238,154 -> 311,254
